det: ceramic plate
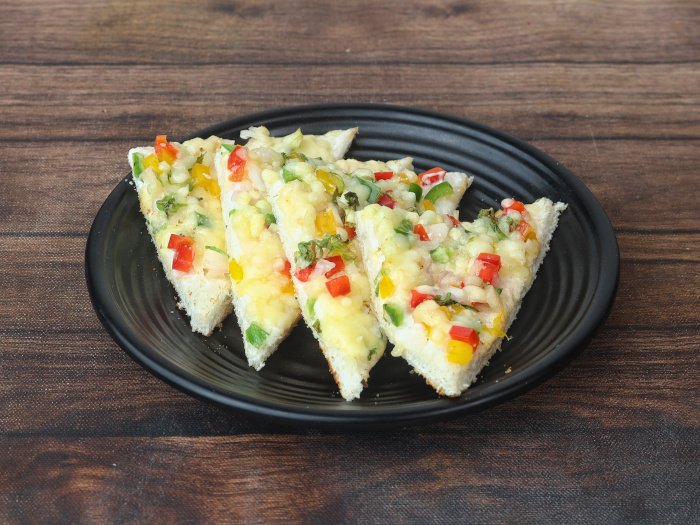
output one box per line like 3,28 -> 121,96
85,103 -> 618,429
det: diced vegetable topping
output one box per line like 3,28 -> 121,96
315,209 -> 337,235
282,166 -> 299,183
424,181 -> 454,204
132,152 -> 145,178
408,182 -> 422,203
264,213 -> 276,227
279,259 -> 292,277
355,176 -> 381,203
418,167 -> 446,187
430,245 -> 453,263
326,275 -> 351,297
227,146 -> 248,181
323,255 -> 345,278
394,219 -> 414,236
449,325 -> 480,348
245,323 -> 268,348
410,289 -> 434,308
229,258 -> 244,282
383,303 -> 403,326
378,275 -> 395,299
296,234 -> 355,265
422,200 -> 435,211
346,226 -> 357,240
157,194 -> 186,217
447,339 -> 474,364
295,263 -> 315,282
168,234 -> 195,272
447,215 -> 461,228
205,245 -> 228,256
517,219 -> 536,240
195,211 -> 211,228
316,169 -> 344,195
503,200 -> 526,215
374,171 -> 394,180
143,153 -> 163,175
155,135 -> 178,165
377,193 -> 396,209
191,163 -> 220,196
413,224 -> 430,241
475,253 -> 501,284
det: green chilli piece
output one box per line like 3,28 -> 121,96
430,245 -> 453,263
307,298 -> 317,317
282,166 -> 300,183
132,152 -> 146,178
383,303 -> 404,327
221,143 -> 236,152
264,213 -> 276,227
424,181 -> 454,204
408,182 -> 422,203
245,323 -> 268,348
394,219 -> 414,236
355,176 -> 381,203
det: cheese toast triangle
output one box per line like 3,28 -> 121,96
356,198 -> 567,396
211,126 -> 358,370
262,153 -> 473,400
128,135 -> 232,336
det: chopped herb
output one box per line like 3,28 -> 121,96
296,233 -> 356,265
367,347 -> 377,361
229,209 -> 237,216
205,245 -> 228,256
264,213 -> 276,227
433,292 -> 458,306
195,212 -> 211,227
394,218 -> 414,236
245,323 -> 268,348
343,191 -> 359,210
156,194 -> 186,217
313,319 -> 322,334
355,176 -> 381,203
477,208 -> 508,240
495,288 -> 503,294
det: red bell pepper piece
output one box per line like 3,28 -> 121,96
295,263 -> 316,282
418,167 -> 446,187
413,224 -> 430,241
326,275 -> 351,297
504,200 -> 526,215
168,234 -> 196,272
323,256 -> 345,278
410,289 -> 434,308
475,253 -> 501,284
377,193 -> 396,209
155,135 -> 179,164
374,171 -> 394,180
228,146 -> 248,181
448,325 -> 480,350
447,215 -> 462,228
279,259 -> 292,277
345,226 -> 357,240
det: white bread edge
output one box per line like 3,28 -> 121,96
127,147 -> 233,337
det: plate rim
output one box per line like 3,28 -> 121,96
85,102 -> 619,429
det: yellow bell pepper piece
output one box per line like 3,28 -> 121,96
484,310 -> 508,338
229,259 -> 244,282
315,209 -> 337,235
396,172 -> 411,184
378,275 -> 395,299
447,339 -> 474,364
316,169 -> 337,194
440,304 -> 465,320
143,153 -> 164,175
422,199 -> 435,212
191,163 -> 221,197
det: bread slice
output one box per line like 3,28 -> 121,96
356,198 -> 566,396
262,153 -> 473,399
128,135 -> 233,336
211,126 -> 358,370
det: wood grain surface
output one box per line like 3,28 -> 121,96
1,0 -> 698,523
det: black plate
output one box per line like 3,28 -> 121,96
85,103 -> 618,430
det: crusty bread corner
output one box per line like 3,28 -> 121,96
127,147 -> 233,337
355,198 -> 567,398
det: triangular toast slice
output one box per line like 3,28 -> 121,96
211,126 -> 357,370
356,198 -> 566,396
128,135 -> 232,336
262,152 -> 473,399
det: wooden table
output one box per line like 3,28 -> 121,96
2,1 -> 698,522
